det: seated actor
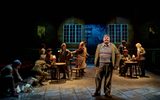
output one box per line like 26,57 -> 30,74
31,59 -> 49,86
119,49 -> 131,76
58,43 -> 72,79
0,59 -> 22,97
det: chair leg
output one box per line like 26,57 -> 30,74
79,69 -> 81,77
71,69 -> 73,78
76,69 -> 79,77
79,69 -> 84,77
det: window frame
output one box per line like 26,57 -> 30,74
63,24 -> 83,44
108,24 -> 128,44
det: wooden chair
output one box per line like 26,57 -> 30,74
69,57 -> 84,79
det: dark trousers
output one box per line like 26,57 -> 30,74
95,63 -> 113,94
31,71 -> 48,84
61,65 -> 69,78
139,60 -> 145,76
119,64 -> 128,76
0,76 -> 16,95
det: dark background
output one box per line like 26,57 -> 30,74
0,2 -> 160,78
1,3 -> 159,44
0,2 -> 160,62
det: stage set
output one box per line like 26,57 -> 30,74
0,5 -> 160,100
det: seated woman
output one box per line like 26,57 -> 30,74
135,43 -> 146,77
39,43 -> 46,60
119,49 -> 131,76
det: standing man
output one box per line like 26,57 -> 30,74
92,34 -> 120,97
58,43 -> 72,79
118,40 -> 127,55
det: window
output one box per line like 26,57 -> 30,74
108,24 -> 128,44
63,24 -> 83,44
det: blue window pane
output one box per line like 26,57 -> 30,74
63,24 -> 82,43
108,24 -> 128,43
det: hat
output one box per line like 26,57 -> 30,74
47,48 -> 52,52
61,43 -> 66,47
122,40 -> 126,43
123,49 -> 128,53
12,59 -> 22,65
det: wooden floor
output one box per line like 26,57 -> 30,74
1,64 -> 160,100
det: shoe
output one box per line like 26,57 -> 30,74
39,83 -> 45,86
10,93 -> 19,97
52,78 -> 58,80
104,93 -> 112,98
140,75 -> 149,78
61,77 -> 66,79
92,93 -> 100,97
66,78 -> 71,80
140,75 -> 145,77
0,93 -> 10,97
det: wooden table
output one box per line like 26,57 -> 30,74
51,62 -> 66,82
125,60 -> 138,78
54,62 -> 66,66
